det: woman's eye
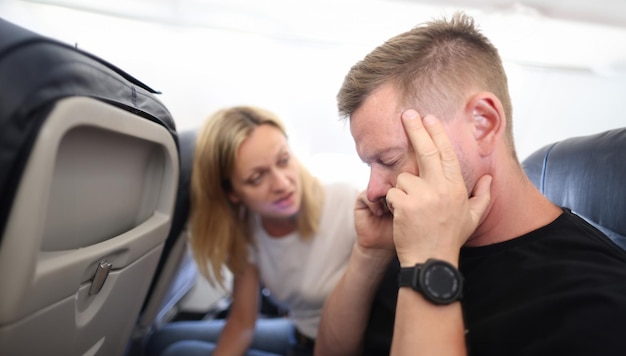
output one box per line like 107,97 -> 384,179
247,174 -> 263,186
278,155 -> 290,166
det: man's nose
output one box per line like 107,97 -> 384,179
366,169 -> 391,203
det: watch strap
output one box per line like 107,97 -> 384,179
398,265 -> 422,290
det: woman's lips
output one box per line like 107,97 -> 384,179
274,192 -> 295,208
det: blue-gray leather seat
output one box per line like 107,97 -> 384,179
522,128 -> 626,251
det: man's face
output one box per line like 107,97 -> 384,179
350,83 -> 477,204
350,83 -> 418,204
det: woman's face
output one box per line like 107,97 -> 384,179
228,124 -> 302,219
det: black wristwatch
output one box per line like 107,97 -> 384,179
397,258 -> 463,305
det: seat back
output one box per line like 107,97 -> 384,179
130,130 -> 199,350
522,128 -> 626,251
0,19 -> 179,356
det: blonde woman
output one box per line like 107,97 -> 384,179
147,106 -> 359,356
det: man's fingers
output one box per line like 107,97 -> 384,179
469,174 -> 493,225
385,187 -> 405,216
400,110 -> 442,180
356,191 -> 386,216
401,110 -> 462,182
422,114 -> 461,180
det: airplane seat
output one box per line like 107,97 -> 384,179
129,129 -> 199,353
522,128 -> 626,251
0,18 -> 179,356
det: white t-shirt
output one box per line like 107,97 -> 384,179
247,181 -> 359,339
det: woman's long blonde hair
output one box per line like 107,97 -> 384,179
190,106 -> 324,286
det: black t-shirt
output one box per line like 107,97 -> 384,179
362,209 -> 626,355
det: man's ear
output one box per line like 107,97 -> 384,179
467,92 -> 505,156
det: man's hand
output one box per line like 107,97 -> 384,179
315,191 -> 395,356
386,109 -> 492,266
354,190 -> 395,259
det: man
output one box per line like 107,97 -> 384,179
315,12 -> 626,356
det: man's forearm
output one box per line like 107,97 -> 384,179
391,289 -> 466,356
315,244 -> 393,355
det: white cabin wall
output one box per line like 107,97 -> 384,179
2,0 -> 625,189
509,65 -> 626,160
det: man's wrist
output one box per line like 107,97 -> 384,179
398,252 -> 459,268
354,243 -> 395,265
397,258 -> 464,305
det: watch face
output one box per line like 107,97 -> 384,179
422,260 -> 462,304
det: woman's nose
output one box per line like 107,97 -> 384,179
270,169 -> 290,191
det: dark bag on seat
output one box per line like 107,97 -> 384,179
0,17 -> 178,238
0,18 -> 181,356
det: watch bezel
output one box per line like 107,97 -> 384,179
401,258 -> 463,305
419,259 -> 463,305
